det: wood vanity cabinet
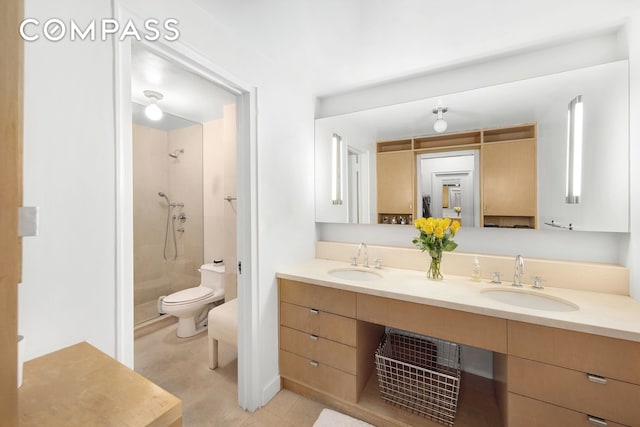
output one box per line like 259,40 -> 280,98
376,148 -> 414,223
278,277 -> 639,426
278,279 -> 383,403
501,321 -> 640,427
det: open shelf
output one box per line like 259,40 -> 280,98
284,370 -> 503,427
414,131 -> 481,150
377,139 -> 413,153
483,215 -> 536,229
483,124 -> 536,143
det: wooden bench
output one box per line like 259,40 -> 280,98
208,298 -> 238,369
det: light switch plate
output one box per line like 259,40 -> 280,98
18,206 -> 39,237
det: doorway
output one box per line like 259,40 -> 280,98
417,150 -> 480,226
113,7 -> 259,410
130,43 -> 238,327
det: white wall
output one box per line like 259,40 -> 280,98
20,0 -> 116,360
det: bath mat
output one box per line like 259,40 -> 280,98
313,408 -> 375,427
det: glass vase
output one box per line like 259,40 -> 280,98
427,251 -> 443,280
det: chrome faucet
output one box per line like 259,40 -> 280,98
513,255 -> 524,287
357,243 -> 369,268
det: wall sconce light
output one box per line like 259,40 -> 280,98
331,133 -> 343,205
566,95 -> 583,204
432,106 -> 448,133
144,90 -> 164,121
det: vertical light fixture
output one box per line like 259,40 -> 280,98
331,133 -> 343,205
566,95 -> 583,204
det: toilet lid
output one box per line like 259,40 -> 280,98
163,286 -> 214,305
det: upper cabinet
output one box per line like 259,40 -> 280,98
375,124 -> 537,228
376,141 -> 414,224
481,125 -> 537,228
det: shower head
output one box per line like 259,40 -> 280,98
158,192 -> 170,203
169,148 -> 184,159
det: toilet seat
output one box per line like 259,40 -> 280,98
163,286 -> 214,306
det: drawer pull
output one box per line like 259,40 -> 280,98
587,415 -> 608,426
587,373 -> 608,385
309,360 -> 319,367
309,334 -> 319,341
309,308 -> 319,315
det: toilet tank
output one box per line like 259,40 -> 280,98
199,264 -> 225,291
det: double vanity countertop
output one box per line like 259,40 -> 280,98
276,258 -> 640,343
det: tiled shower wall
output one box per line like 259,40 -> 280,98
133,104 -> 237,323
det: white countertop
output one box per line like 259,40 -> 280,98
276,258 -> 640,343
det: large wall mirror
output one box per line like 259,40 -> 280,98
315,60 -> 629,233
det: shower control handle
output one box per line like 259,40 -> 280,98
176,213 -> 187,223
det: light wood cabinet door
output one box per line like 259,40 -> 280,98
279,279 -> 356,318
482,140 -> 536,216
280,302 -> 357,346
508,393 -> 627,427
508,321 -> 640,384
376,151 -> 414,215
509,356 -> 640,426
280,326 -> 356,374
280,350 -> 358,402
1,1 -> 23,423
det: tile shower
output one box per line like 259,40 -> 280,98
132,104 -> 238,326
133,122 -> 205,324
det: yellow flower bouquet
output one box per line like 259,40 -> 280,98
412,217 -> 460,280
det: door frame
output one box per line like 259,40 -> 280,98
113,3 -> 261,411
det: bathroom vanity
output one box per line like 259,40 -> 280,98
276,245 -> 640,427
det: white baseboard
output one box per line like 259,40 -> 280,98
262,374 -> 281,407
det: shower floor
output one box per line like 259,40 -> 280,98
134,299 -> 163,325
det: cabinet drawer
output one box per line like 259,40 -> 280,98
509,356 -> 640,426
279,350 -> 357,402
508,393 -> 628,427
280,302 -> 356,346
279,279 -> 356,318
280,326 -> 356,374
357,294 -> 507,352
508,321 -> 640,384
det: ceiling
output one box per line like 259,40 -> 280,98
130,1 -> 635,130
131,42 -> 236,130
319,60 -> 627,141
191,0 -> 634,97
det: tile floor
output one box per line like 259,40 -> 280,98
135,322 -> 326,427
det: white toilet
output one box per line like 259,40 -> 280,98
160,263 -> 225,337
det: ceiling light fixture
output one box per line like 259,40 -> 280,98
144,90 -> 164,121
432,106 -> 448,133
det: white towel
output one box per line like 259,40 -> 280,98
313,408 -> 375,427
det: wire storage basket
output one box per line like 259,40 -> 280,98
375,329 -> 461,426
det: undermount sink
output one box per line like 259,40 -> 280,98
481,288 -> 578,312
328,268 -> 382,281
